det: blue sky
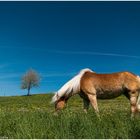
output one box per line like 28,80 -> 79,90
0,1 -> 140,96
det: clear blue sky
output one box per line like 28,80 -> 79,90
0,1 -> 140,96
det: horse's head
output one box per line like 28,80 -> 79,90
55,97 -> 67,111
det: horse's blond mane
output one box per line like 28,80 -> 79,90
51,68 -> 93,103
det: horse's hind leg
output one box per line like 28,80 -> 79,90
136,92 -> 140,112
129,91 -> 138,118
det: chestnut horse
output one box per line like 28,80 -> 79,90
52,68 -> 140,117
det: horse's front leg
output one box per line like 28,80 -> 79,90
87,94 -> 99,116
83,99 -> 90,113
79,92 -> 90,113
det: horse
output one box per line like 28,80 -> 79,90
52,68 -> 140,117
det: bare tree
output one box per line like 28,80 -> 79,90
21,69 -> 40,96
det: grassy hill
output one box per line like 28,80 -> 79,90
0,94 -> 140,139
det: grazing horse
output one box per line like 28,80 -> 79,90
52,68 -> 140,117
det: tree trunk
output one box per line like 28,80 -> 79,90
27,85 -> 31,96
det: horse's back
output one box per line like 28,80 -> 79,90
81,71 -> 131,86
80,71 -> 140,99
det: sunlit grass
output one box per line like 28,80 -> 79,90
0,94 -> 140,139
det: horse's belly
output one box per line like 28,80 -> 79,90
96,88 -> 123,99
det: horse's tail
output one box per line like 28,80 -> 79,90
51,68 -> 93,104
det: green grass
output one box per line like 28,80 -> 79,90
0,94 -> 140,139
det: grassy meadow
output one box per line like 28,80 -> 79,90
0,94 -> 140,139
